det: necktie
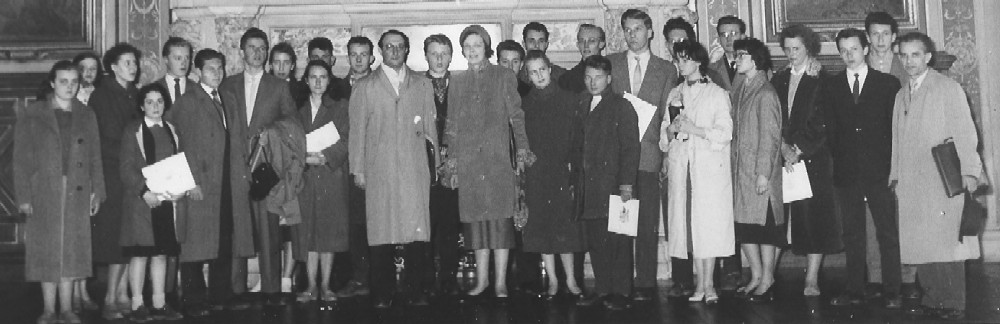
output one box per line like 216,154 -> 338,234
852,73 -> 860,104
174,78 -> 182,101
632,56 -> 643,94
211,89 -> 227,129
727,60 -> 737,81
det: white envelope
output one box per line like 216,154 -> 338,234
623,92 -> 657,140
607,195 -> 640,236
141,152 -> 197,197
782,162 -> 813,203
306,122 -> 341,153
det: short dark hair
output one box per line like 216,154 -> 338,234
302,59 -> 333,83
578,23 -> 606,42
161,36 -> 192,58
378,30 -> 410,51
137,82 -> 171,112
835,28 -> 870,50
779,24 -> 822,57
865,11 -> 899,35
716,15 -> 746,34
621,9 -> 653,29
72,52 -> 102,85
102,42 -> 141,77
269,42 -> 297,64
48,60 -> 78,83
523,50 -> 551,67
583,54 -> 612,74
460,27 -> 494,58
240,27 -> 269,50
423,34 -> 453,55
522,22 -> 549,40
307,37 -> 334,54
347,36 -> 375,56
673,40 -> 710,75
897,32 -> 936,66
664,17 -> 696,40
733,37 -> 772,71
496,40 -> 524,60
194,48 -> 225,70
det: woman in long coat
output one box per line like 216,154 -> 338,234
890,34 -> 983,319
520,51 -> 585,297
89,43 -> 142,318
661,40 -> 734,304
730,38 -> 784,302
293,61 -> 350,303
15,61 -> 105,324
443,25 -> 533,298
119,83 -> 184,321
771,25 -> 841,296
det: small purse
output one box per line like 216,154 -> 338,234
249,137 -> 279,201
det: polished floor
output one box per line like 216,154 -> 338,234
2,261 -> 999,324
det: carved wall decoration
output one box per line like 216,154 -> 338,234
126,0 -> 164,86
704,0 -> 740,50
215,16 -> 259,76
603,8 -> 629,54
942,0 -> 979,116
270,26 -> 351,78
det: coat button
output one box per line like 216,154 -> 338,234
77,162 -> 83,167
77,139 -> 83,144
76,186 -> 83,191
855,128 -> 861,132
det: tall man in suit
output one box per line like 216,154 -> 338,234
334,36 -> 376,299
707,15 -> 745,91
606,8 -> 676,301
219,27 -> 300,306
574,54 -> 640,310
153,36 -> 193,304
559,24 -> 606,93
822,28 -> 902,309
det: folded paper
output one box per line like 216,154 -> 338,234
607,195 -> 640,236
141,152 -> 197,197
782,162 -> 813,203
306,122 -> 341,153
623,92 -> 657,140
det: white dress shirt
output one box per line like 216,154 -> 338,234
845,64 -> 870,92
381,66 -> 406,95
167,75 -> 187,102
309,96 -> 322,124
244,70 -> 263,126
626,49 -> 651,93
144,116 -> 164,128
909,69 -> 929,92
201,82 -> 226,129
590,95 -> 602,112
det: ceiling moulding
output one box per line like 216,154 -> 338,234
170,0 -> 688,13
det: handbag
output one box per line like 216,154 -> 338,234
931,138 -> 965,198
249,136 -> 279,201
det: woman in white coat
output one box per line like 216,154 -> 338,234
660,40 -> 735,304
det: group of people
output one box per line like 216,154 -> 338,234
15,7 -> 984,324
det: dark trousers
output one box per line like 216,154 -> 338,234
836,182 -> 900,296
334,182 -> 370,287
429,186 -> 460,289
634,171 -> 661,289
347,221 -> 370,285
585,218 -> 633,296
234,204 -> 283,294
671,256 -> 693,287
513,231 -> 541,289
915,262 -> 965,310
370,242 -> 431,299
180,258 -> 235,305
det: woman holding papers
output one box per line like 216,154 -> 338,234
661,40 -> 734,304
293,60 -> 350,303
520,51 -> 585,298
771,25 -> 840,297
15,61 -> 105,324
118,83 -> 184,321
730,38 -> 784,303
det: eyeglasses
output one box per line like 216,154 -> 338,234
383,44 -> 407,52
720,31 -> 742,38
735,51 -> 750,59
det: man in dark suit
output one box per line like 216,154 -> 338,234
270,42 -> 309,108
821,28 -> 902,309
606,8 -> 677,301
498,40 -> 534,97
559,23 -> 606,94
219,27 -> 300,306
168,49 -> 254,316
333,36 -> 376,299
153,36 -> 194,305
574,54 -> 640,311
707,15 -> 746,91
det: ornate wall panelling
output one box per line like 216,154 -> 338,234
510,8 -> 603,69
695,0 -> 747,54
974,0 -> 1000,260
122,0 -> 171,86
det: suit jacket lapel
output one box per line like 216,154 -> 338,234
231,73 -> 248,128
374,66 -> 401,99
249,75 -> 272,129
638,58 -> 664,98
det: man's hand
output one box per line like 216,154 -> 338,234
709,42 -> 725,63
963,175 -> 980,193
781,143 -> 800,167
90,193 -> 100,216
188,186 -> 204,201
306,152 -> 327,166
354,173 -> 366,189
619,185 -> 633,202
142,191 -> 162,208
18,203 -> 32,215
756,175 -> 769,195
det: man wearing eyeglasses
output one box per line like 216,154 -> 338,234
707,15 -> 745,91
559,23 -> 606,94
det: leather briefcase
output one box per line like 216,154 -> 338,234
931,138 -> 964,198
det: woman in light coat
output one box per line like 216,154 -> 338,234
661,40 -> 735,304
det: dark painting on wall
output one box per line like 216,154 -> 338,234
784,0 -> 906,24
0,0 -> 85,44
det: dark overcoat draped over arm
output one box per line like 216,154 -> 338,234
14,98 -> 105,282
578,92 -> 640,220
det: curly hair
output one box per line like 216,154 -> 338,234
779,24 -> 821,57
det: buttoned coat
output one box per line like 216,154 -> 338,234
891,69 -> 982,264
118,120 -> 186,247
731,72 -> 784,225
349,66 -> 437,245
660,81 -> 735,258
15,98 -> 106,281
576,92 -> 640,220
607,52 -> 677,173
445,64 -> 528,223
294,95 -> 350,258
165,84 -> 255,261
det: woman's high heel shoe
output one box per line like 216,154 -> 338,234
747,287 -> 774,303
705,292 -> 719,304
688,291 -> 706,302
